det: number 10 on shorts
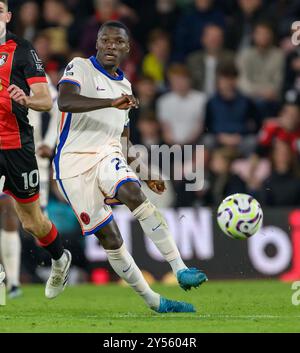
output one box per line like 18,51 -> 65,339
22,170 -> 39,190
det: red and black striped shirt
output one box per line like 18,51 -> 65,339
0,31 -> 47,150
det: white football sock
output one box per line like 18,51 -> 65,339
105,243 -> 160,309
0,230 -> 21,289
132,199 -> 187,275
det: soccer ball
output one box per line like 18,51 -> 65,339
217,193 -> 263,240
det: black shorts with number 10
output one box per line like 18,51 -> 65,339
0,31 -> 46,203
0,143 -> 40,203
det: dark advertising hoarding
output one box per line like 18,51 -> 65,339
84,207 -> 300,280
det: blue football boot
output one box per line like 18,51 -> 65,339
177,267 -> 208,291
154,296 -> 196,313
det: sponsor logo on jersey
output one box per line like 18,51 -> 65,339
30,50 -> 44,71
0,53 -> 8,67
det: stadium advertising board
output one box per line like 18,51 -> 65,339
84,208 -> 298,280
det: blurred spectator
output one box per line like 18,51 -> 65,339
174,0 -> 225,60
257,96 -> 300,155
79,0 -> 135,57
121,39 -> 143,84
42,0 -> 79,55
225,0 -> 267,51
137,111 -> 163,149
153,0 -> 181,36
265,0 -> 300,42
129,76 -> 158,145
141,29 -> 171,92
247,94 -> 300,190
283,46 -> 300,95
33,31 -> 67,85
186,24 -> 234,96
63,0 -> 95,20
204,62 -> 259,156
32,32 -> 52,64
130,0 -> 180,51
201,147 -> 247,206
14,1 -> 41,42
259,140 -> 300,206
156,62 -> 207,207
237,21 -> 284,118
157,63 -> 206,146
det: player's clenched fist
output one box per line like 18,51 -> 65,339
37,144 -> 53,159
146,180 -> 166,195
111,94 -> 139,110
7,84 -> 29,107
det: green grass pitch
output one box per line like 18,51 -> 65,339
0,280 -> 299,333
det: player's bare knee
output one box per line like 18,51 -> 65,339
95,223 -> 123,250
117,182 -> 146,210
96,232 -> 123,250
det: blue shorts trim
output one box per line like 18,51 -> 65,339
104,178 -> 141,206
83,214 -> 114,236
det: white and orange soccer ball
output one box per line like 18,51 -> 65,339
217,193 -> 263,240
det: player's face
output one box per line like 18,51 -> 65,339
0,3 -> 12,38
96,27 -> 129,69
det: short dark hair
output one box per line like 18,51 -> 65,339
167,63 -> 190,78
147,29 -> 169,45
254,20 -> 275,34
98,21 -> 130,37
217,61 -> 239,78
137,75 -> 155,84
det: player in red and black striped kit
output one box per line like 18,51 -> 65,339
0,0 -> 71,299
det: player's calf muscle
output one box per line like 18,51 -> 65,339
14,202 -> 52,238
21,216 -> 51,238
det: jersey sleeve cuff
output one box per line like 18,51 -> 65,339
27,76 -> 48,85
58,79 -> 81,88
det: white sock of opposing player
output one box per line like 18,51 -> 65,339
132,199 -> 187,275
0,230 -> 21,289
105,243 -> 160,309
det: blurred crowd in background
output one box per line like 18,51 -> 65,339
7,0 -> 300,209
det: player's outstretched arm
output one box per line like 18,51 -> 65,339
8,83 -> 52,112
58,82 -> 137,113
